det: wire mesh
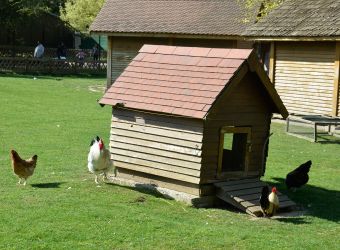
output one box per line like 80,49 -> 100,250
286,115 -> 340,143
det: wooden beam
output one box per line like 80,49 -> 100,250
106,36 -> 113,89
332,42 -> 340,117
269,41 -> 276,84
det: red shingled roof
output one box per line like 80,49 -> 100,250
99,45 -> 253,119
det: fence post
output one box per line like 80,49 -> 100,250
25,58 -> 28,73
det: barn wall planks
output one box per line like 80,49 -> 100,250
275,42 -> 336,115
110,109 -> 203,184
200,73 -> 273,183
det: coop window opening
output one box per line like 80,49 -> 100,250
217,126 -> 252,178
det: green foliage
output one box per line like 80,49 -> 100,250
60,0 -> 105,33
0,75 -> 339,249
0,0 -> 26,27
16,0 -> 66,15
238,0 -> 285,22
0,0 -> 65,28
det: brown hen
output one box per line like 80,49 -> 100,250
10,150 -> 38,185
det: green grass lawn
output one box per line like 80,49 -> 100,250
0,74 -> 339,249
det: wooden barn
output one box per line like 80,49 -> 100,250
99,45 -> 294,214
90,0 -> 256,88
244,0 -> 340,117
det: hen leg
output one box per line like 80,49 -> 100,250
18,178 -> 22,184
102,172 -> 108,182
95,175 -> 99,184
23,179 -> 27,186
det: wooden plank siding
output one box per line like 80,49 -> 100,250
200,73 -> 273,183
274,42 -> 336,115
110,37 -> 151,87
111,50 -> 138,86
110,109 -> 204,184
116,168 -> 201,196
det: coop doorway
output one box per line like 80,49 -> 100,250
217,126 -> 252,178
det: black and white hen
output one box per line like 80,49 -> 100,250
259,186 -> 270,216
259,186 -> 279,217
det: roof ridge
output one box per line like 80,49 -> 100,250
139,44 -> 252,59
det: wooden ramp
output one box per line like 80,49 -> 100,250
215,178 -> 296,217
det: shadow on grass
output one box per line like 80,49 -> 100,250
105,182 -> 174,200
31,182 -> 66,188
275,217 -> 309,224
315,133 -> 340,144
317,139 -> 340,145
266,178 -> 340,223
286,133 -> 340,144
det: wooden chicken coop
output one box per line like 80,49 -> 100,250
99,45 -> 295,215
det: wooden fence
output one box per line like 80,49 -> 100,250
0,57 -> 106,75
0,45 -> 107,60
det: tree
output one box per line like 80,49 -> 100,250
0,0 -> 66,44
0,0 -> 64,24
60,0 -> 105,33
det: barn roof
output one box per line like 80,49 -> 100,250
243,0 -> 340,40
99,45 -> 288,119
90,0 -> 252,37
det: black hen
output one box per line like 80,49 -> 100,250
285,160 -> 312,190
259,186 -> 270,216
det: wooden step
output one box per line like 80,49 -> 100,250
215,178 -> 296,217
214,178 -> 260,187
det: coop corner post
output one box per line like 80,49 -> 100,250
106,36 -> 113,90
331,41 -> 340,117
269,41 -> 276,85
